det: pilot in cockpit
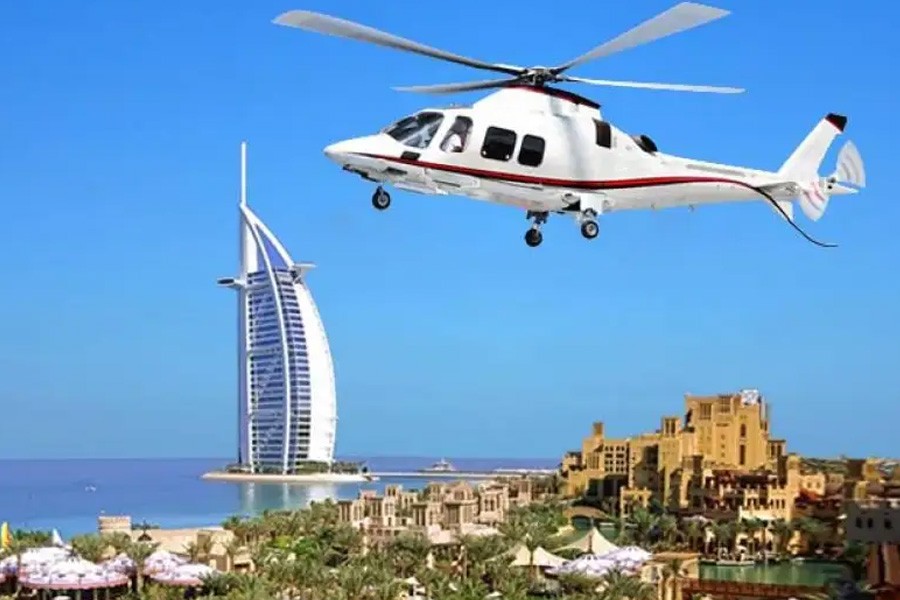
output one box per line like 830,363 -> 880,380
440,119 -> 470,153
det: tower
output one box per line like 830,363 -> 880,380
218,142 -> 337,474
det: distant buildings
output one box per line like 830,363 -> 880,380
560,388 -> 900,544
335,479 -> 538,547
218,143 -> 337,474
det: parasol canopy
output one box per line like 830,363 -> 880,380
143,550 -> 187,574
0,547 -> 71,575
549,553 -> 617,577
150,563 -> 216,587
19,557 -> 129,590
605,546 -> 652,562
101,553 -> 135,574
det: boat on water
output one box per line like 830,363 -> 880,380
420,458 -> 457,473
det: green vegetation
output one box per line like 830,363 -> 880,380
223,460 -> 367,475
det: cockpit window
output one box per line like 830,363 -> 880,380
383,111 -> 444,149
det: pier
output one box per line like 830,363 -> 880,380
369,469 -> 556,480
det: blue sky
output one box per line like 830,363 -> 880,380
1,0 -> 897,461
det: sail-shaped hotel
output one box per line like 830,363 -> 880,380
218,143 -> 337,474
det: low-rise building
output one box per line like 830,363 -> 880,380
335,479 -> 531,547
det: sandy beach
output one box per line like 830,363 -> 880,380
201,471 -> 375,484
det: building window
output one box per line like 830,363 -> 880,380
739,445 -> 746,465
740,424 -> 747,438
594,120 -> 612,148
518,134 -> 545,167
481,127 -> 517,161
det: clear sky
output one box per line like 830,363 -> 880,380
1,0 -> 898,461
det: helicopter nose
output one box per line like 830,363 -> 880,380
323,140 -> 354,163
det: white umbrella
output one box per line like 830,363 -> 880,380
549,553 -> 616,578
0,547 -> 71,575
19,557 -> 129,591
101,553 -> 135,574
150,563 -> 216,587
606,546 -> 651,562
143,550 -> 186,574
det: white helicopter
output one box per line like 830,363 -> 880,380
274,2 -> 866,248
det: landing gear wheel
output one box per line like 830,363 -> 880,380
581,219 -> 599,240
525,228 -> 543,247
372,187 -> 391,210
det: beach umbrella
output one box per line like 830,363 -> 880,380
0,547 -> 71,575
143,550 -> 187,574
101,553 -> 135,574
150,563 -> 216,587
19,557 -> 129,591
606,546 -> 652,562
549,553 -> 616,578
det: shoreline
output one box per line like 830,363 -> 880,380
201,471 -> 377,484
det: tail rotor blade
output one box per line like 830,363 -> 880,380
833,140 -> 866,188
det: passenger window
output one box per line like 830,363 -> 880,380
594,120 -> 612,149
518,135 -> 545,167
440,116 -> 474,153
481,126 -> 517,161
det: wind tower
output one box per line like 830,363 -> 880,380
217,142 -> 337,474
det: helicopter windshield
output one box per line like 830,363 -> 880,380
383,111 -> 444,149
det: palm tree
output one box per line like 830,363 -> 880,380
383,531 -> 430,578
771,519 -> 793,557
124,540 -> 158,594
70,533 -> 108,563
712,522 -> 733,558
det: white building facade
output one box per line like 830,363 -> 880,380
218,143 -> 337,473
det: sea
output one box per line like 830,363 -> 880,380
0,456 -> 557,538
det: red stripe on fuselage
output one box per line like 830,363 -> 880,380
358,152 -> 752,192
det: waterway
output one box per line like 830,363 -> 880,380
700,562 -> 848,586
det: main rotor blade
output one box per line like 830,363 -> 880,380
393,78 -> 519,94
564,75 -> 744,94
274,10 -> 524,76
551,2 -> 730,74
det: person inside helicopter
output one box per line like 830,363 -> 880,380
440,117 -> 473,153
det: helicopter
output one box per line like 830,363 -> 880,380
274,2 -> 866,248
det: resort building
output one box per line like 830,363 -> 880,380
218,143 -> 337,474
559,389 -> 811,521
335,480 -> 534,547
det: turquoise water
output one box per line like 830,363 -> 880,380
0,456 -> 557,537
700,561 -> 849,586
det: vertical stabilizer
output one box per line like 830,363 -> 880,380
776,113 -> 862,222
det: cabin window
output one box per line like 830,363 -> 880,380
518,134 -> 545,167
384,111 -> 444,149
481,126 -> 517,162
594,119 -> 612,149
440,116 -> 474,153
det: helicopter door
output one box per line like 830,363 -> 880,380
428,116 -> 479,190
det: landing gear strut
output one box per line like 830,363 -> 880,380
524,210 -> 548,247
372,186 -> 391,210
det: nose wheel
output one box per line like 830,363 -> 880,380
372,186 -> 391,210
580,219 -> 599,240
